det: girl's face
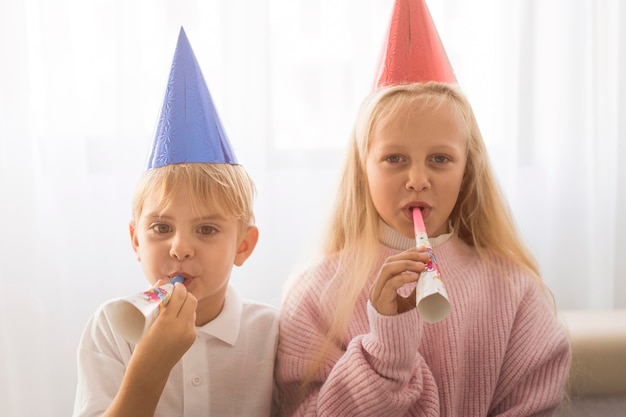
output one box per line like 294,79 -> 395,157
365,100 -> 467,238
129,185 -> 257,325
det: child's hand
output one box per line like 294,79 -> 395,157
369,247 -> 430,316
135,282 -> 198,370
109,283 -> 198,415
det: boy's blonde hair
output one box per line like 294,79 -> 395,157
297,82 -> 545,390
131,163 -> 256,236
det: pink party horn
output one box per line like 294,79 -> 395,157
109,276 -> 185,343
413,208 -> 451,323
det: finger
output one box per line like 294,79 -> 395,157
397,287 -> 417,314
386,270 -> 420,292
410,248 -> 432,264
386,248 -> 430,262
162,282 -> 186,313
371,270 -> 419,302
173,284 -> 197,318
373,260 -> 425,292
382,249 -> 431,272
382,260 -> 422,278
176,292 -> 187,317
370,271 -> 419,315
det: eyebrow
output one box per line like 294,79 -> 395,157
145,213 -> 228,222
375,142 -> 464,152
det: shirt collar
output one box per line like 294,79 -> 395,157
378,219 -> 453,251
196,284 -> 242,345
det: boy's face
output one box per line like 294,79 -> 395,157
365,101 -> 467,239
129,186 -> 258,325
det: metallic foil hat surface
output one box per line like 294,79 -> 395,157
146,27 -> 237,169
373,0 -> 456,90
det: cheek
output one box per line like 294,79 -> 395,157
442,172 -> 465,207
367,179 -> 394,218
132,237 -> 144,261
369,172 -> 399,202
366,163 -> 388,192
366,174 -> 383,204
135,237 -> 164,262
370,180 -> 389,200
454,169 -> 466,191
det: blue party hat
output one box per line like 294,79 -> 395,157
146,27 -> 238,169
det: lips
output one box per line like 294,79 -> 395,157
169,273 -> 193,286
403,202 -> 431,221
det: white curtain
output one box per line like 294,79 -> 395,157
1,0 -> 624,415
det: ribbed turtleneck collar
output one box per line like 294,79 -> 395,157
378,219 -> 453,251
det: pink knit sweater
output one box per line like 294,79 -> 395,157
276,229 -> 571,416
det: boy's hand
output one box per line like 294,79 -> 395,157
369,247 -> 430,316
135,282 -> 198,370
107,283 -> 197,417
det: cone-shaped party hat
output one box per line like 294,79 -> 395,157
146,27 -> 237,169
373,0 -> 456,90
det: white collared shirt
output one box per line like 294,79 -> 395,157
73,285 -> 279,417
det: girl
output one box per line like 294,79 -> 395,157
276,82 -> 571,416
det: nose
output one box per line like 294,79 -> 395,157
169,233 -> 194,260
406,163 -> 431,191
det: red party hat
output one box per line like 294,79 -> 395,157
373,0 -> 456,90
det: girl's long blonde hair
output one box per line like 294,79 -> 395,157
297,82 -> 545,389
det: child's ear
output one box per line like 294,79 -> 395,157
234,225 -> 259,266
129,221 -> 141,261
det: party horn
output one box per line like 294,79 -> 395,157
413,208 -> 451,323
109,276 -> 185,343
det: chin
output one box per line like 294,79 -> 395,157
394,223 -> 414,239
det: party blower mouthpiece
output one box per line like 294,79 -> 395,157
413,208 -> 451,323
109,276 -> 185,343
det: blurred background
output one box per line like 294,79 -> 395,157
1,0 -> 625,415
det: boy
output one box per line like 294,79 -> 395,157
73,27 -> 278,417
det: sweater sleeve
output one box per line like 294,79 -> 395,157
276,282 -> 440,417
488,281 -> 571,416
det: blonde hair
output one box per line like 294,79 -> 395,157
298,81 -> 545,389
131,163 -> 256,235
